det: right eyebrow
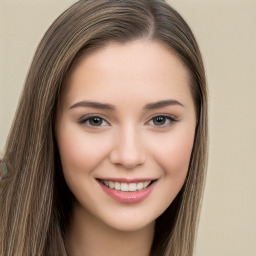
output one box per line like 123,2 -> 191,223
69,101 -> 116,110
144,99 -> 184,110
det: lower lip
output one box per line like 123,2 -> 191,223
98,181 -> 157,204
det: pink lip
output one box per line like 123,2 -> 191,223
98,177 -> 155,183
97,179 -> 157,204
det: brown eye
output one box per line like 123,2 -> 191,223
148,115 -> 176,128
88,117 -> 103,126
79,115 -> 109,128
152,116 -> 166,126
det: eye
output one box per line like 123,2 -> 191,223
147,115 -> 176,127
79,115 -> 109,128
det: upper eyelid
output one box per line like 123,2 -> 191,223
78,114 -> 110,125
79,113 -> 108,121
145,114 -> 178,128
147,113 -> 178,122
78,113 -> 177,125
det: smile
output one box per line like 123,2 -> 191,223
99,180 -> 152,192
97,178 -> 157,204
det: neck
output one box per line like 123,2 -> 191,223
65,202 -> 155,256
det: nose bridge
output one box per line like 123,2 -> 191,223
110,122 -> 146,168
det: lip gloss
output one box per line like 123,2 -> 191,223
98,180 -> 157,204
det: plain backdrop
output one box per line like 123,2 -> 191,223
0,1 -> 256,255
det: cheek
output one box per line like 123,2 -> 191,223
169,134 -> 194,173
156,127 -> 195,204
56,124 -> 111,176
150,126 -> 195,178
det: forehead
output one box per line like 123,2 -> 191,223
60,40 -> 192,109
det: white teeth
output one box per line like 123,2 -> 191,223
143,181 -> 151,187
109,181 -> 115,189
137,182 -> 144,190
101,180 -> 153,192
121,183 -> 129,191
128,183 -> 137,191
114,182 -> 121,190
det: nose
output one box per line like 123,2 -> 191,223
110,125 -> 146,169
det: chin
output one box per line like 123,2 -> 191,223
95,208 -> 157,233
105,218 -> 155,233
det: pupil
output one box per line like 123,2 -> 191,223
89,117 -> 102,126
154,116 -> 165,125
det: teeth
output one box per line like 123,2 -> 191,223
137,182 -> 144,190
121,183 -> 129,191
143,181 -> 151,187
114,182 -> 121,191
128,183 -> 137,192
109,181 -> 115,189
101,180 -> 152,192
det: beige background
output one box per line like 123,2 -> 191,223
0,0 -> 255,255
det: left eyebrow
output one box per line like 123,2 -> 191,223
144,99 -> 184,110
69,101 -> 115,110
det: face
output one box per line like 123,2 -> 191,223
55,40 -> 196,232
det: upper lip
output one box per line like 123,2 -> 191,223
97,178 -> 157,183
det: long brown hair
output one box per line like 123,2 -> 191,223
0,0 -> 208,255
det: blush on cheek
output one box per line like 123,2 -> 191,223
156,132 -> 195,178
58,130 -> 112,177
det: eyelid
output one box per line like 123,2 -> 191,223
146,113 -> 178,127
78,114 -> 110,127
147,113 -> 178,121
77,113 -> 177,128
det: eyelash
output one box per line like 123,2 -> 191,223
147,114 -> 177,128
78,114 -> 109,128
78,114 -> 177,129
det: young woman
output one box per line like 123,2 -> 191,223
0,0 -> 208,255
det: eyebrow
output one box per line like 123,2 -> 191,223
144,99 -> 184,110
69,99 -> 184,111
69,101 -> 115,110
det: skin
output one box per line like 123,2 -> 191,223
55,40 -> 196,256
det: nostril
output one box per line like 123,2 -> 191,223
109,131 -> 146,168
110,150 -> 146,169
